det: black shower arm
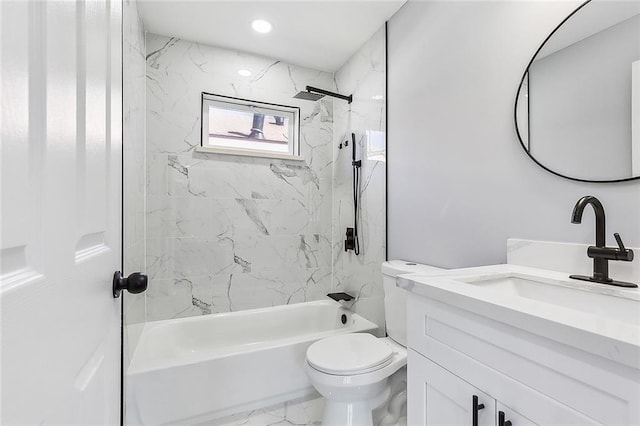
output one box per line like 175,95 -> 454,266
306,86 -> 353,104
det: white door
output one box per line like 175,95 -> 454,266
408,350 -> 496,426
1,0 -> 123,424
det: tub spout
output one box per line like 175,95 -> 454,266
327,292 -> 355,302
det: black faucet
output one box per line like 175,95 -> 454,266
569,196 -> 636,288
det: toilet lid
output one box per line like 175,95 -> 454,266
306,333 -> 394,376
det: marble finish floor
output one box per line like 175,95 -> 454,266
201,396 -> 324,426
201,394 -> 408,426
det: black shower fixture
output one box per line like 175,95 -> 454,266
294,85 -> 352,104
345,132 -> 361,255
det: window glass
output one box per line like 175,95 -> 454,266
201,93 -> 300,158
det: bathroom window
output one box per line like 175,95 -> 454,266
198,92 -> 300,159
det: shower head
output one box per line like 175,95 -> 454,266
293,90 -> 325,101
293,86 -> 352,103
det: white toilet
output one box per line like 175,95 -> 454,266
305,261 -> 443,426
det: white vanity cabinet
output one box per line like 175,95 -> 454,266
496,402 -> 536,426
408,350 -> 496,426
409,350 -> 538,426
406,294 -> 639,426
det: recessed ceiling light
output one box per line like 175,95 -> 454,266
238,69 -> 252,77
372,95 -> 384,100
251,19 -> 272,34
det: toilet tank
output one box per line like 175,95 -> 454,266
382,260 -> 445,346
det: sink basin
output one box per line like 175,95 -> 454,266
400,264 -> 640,368
459,272 -> 640,326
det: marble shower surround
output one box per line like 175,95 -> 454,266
145,33 -> 336,321
332,26 -> 387,334
123,0 -> 146,365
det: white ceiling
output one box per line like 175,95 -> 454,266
138,1 -> 406,72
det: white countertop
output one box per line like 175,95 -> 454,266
399,264 -> 640,370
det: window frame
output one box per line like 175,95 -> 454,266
196,92 -> 302,160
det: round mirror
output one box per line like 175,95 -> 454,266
515,0 -> 640,182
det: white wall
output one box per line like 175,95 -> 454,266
388,1 -> 640,269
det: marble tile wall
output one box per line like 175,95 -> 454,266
332,26 -> 387,335
123,0 -> 146,364
145,34 -> 336,321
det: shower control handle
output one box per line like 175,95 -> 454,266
345,227 -> 356,252
113,271 -> 148,298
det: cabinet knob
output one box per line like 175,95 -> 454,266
472,395 -> 485,426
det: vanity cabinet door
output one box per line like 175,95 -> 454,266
409,349 -> 496,426
496,402 -> 537,426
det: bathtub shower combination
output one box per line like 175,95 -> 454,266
126,300 -> 377,425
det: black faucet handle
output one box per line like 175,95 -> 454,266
613,233 -> 634,262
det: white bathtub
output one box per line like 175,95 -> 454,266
126,300 -> 378,425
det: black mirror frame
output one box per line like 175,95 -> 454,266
514,0 -> 640,183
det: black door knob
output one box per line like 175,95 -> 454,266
113,271 -> 148,298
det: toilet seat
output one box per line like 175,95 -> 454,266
305,336 -> 407,390
307,333 -> 394,376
